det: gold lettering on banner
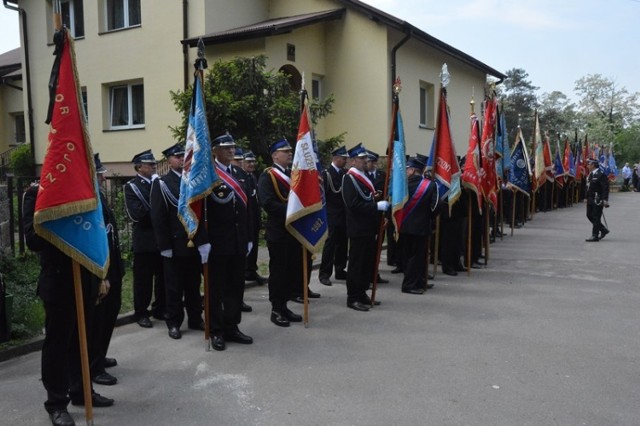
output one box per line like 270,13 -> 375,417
63,153 -> 71,162
46,173 -> 56,183
60,106 -> 70,115
66,142 -> 75,151
311,218 -> 324,232
56,163 -> 67,173
55,94 -> 64,102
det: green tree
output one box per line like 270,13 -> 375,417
496,68 -> 539,141
169,55 -> 341,166
538,91 -> 578,139
614,124 -> 640,165
574,74 -> 640,146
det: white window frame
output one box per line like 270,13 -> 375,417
419,81 -> 435,129
105,0 -> 141,31
312,75 -> 323,100
108,82 -> 145,130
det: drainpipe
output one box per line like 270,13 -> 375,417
391,26 -> 411,88
3,0 -> 35,172
182,0 -> 189,90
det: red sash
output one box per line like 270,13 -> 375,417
347,168 -> 375,194
403,178 -> 431,218
269,167 -> 291,190
215,164 -> 247,206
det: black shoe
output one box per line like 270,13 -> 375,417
49,409 -> 75,426
376,275 -> 389,284
402,287 -> 425,295
443,268 -> 458,276
334,270 -> 347,280
319,276 -> 332,286
241,302 -> 253,312
188,320 -> 205,331
137,317 -> 152,328
211,335 -> 226,351
104,357 -> 117,368
283,307 -> 303,322
225,329 -> 253,344
270,311 -> 290,327
599,228 -> 610,240
291,296 -> 305,304
308,289 -> 321,298
347,301 -> 370,311
585,235 -> 599,242
426,283 -> 435,289
71,392 -> 114,407
391,267 -> 403,274
360,295 -> 381,306
168,326 -> 182,340
92,372 -> 117,386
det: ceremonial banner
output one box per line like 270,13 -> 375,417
607,145 -> 618,182
564,138 -> 575,178
390,107 -> 408,235
574,141 -> 583,182
34,29 -> 109,278
480,96 -> 498,209
495,106 -> 511,179
178,72 -> 220,241
508,127 -> 532,196
461,113 -> 483,213
542,133 -> 554,184
427,86 -> 461,212
553,144 -> 565,188
285,100 -> 328,252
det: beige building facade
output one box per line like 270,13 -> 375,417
5,0 -> 504,175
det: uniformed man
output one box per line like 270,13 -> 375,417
399,155 -> 439,294
342,143 -> 390,311
150,143 -> 208,340
242,150 -> 269,286
318,145 -> 349,286
90,153 -> 125,386
124,150 -> 165,328
365,149 -> 390,285
24,183 -> 113,426
585,158 -> 610,242
206,134 -> 253,350
258,139 -> 318,327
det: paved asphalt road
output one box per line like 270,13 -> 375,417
1,192 -> 639,426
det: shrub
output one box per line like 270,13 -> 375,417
8,144 -> 34,177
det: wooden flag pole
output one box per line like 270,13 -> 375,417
302,247 -> 309,327
72,260 -> 93,425
511,189 -> 517,236
466,192 -> 472,276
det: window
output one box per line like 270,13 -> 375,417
106,0 -> 141,31
61,0 -> 84,38
419,81 -> 435,128
81,87 -> 88,123
312,76 -> 322,100
13,114 -> 25,143
109,82 -> 144,129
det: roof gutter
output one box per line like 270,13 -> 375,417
391,26 -> 411,88
3,0 -> 35,171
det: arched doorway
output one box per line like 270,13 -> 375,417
279,64 -> 302,93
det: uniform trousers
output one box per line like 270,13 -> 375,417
319,223 -> 348,279
207,254 -> 245,334
132,252 -> 164,319
163,255 -> 202,329
346,235 -> 375,304
42,286 -> 96,412
400,234 -> 428,291
245,225 -> 260,278
89,277 -> 121,377
586,203 -> 605,236
267,236 -> 303,311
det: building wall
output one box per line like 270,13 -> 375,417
0,82 -> 24,153
22,0 -> 186,175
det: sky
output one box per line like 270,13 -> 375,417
1,1 -> 639,101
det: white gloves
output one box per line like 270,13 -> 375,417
160,249 -> 173,258
151,173 -> 160,181
198,243 -> 211,264
247,241 -> 253,256
376,200 -> 390,211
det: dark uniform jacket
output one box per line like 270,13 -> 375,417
23,185 -> 98,306
342,169 -> 378,238
124,175 -> 158,253
399,175 -> 439,236
368,169 -> 386,193
257,164 -> 291,243
206,164 -> 251,256
323,164 -> 346,227
100,191 -> 125,283
150,170 -> 205,257
586,168 -> 609,205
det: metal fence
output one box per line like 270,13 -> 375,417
6,175 -> 135,257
